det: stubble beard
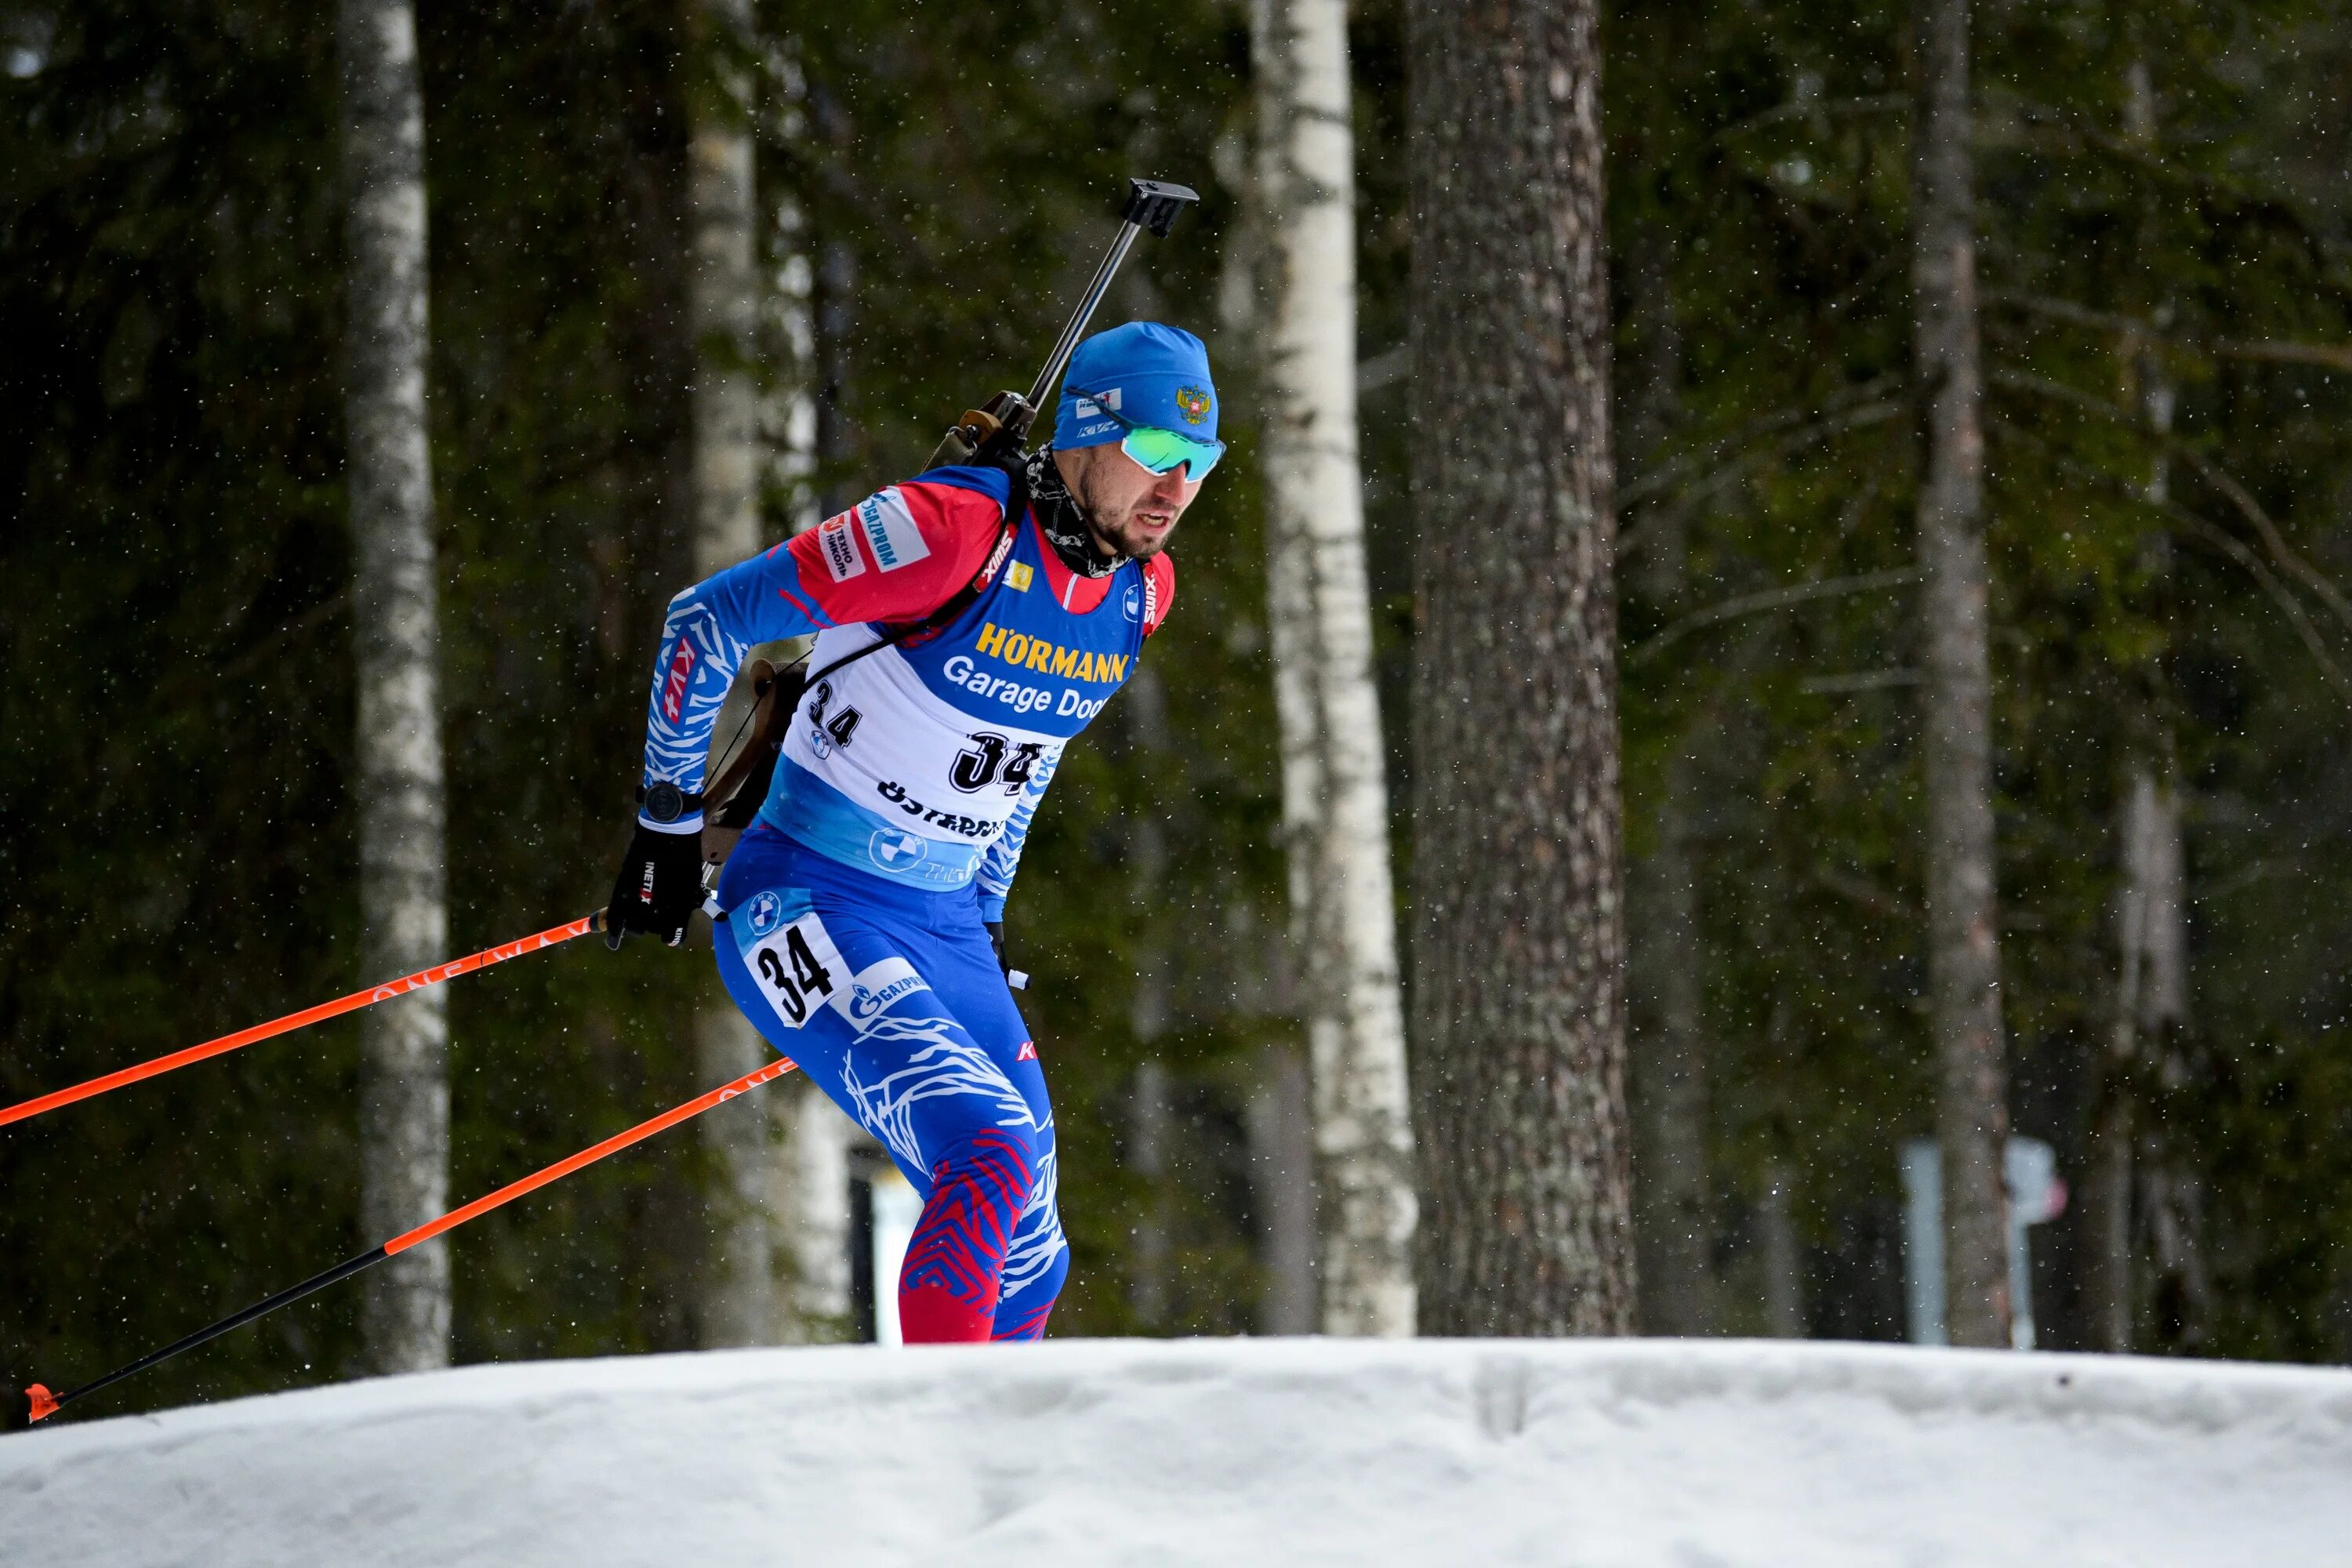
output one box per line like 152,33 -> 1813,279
1088,509 -> 1178,563
1070,463 -> 1181,564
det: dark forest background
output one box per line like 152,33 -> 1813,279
4,0 -> 2351,1416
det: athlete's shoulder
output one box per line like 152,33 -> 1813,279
804,470 -> 1005,579
779,469 -> 1014,626
1142,553 -> 1176,637
906,463 -> 1016,513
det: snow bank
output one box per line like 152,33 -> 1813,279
4,1338 -> 2348,1566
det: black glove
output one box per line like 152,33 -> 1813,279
606,821 -> 705,948
985,920 -> 1007,972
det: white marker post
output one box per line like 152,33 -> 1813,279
1903,1137 -> 2067,1348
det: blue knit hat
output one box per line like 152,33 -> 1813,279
1053,322 -> 1220,449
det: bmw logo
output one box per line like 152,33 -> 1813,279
745,891 -> 784,936
868,829 -> 929,870
1121,583 -> 1143,622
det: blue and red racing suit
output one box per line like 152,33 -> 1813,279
641,463 -> 1173,1341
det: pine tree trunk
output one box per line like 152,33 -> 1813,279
771,143 -> 821,535
684,0 -> 781,1351
2084,59 -> 2199,1358
1911,0 -> 2010,1351
1130,1058 -> 1173,1328
2082,1085 -> 2134,1352
1759,1165 -> 1805,1338
1635,750 -> 1714,1333
1253,0 -> 1418,1338
1623,240 -> 1715,1338
1116,663 -> 1180,1327
1247,1044 -> 1320,1333
1406,0 -> 1635,1335
339,0 -> 451,1377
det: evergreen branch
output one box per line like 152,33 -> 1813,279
1998,96 -> 2310,216
1799,668 -> 1920,695
1987,409 -> 2352,706
1984,290 -> 2352,374
1988,367 -> 2352,641
1984,289 -> 2148,338
1628,568 -> 1920,669
1812,866 -> 1916,920
1705,92 -> 1910,151
1620,374 -> 1905,557
1630,397 -> 1903,544
2209,339 -> 2352,374
213,591 -> 353,683
2169,446 -> 2352,637
2172,514 -> 2352,704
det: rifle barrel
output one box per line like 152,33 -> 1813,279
1024,220 -> 1145,416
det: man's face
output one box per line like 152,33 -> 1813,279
1054,441 -> 1204,562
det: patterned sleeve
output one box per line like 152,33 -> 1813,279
974,750 -> 1060,924
639,467 -> 1012,822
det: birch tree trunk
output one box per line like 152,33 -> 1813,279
2089,765 -> 2185,1347
1213,154 -> 1323,1334
1252,0 -> 1417,1336
777,1083 -> 852,1335
2128,761 -> 2209,1349
1911,0 -> 2010,1350
339,0 -> 451,1375
1406,0 -> 1635,1334
684,0 -> 782,1351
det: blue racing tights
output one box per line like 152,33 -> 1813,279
712,825 -> 1068,1341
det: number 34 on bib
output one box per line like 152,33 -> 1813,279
746,913 -> 845,1028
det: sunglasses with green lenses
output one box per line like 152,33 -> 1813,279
1069,391 -> 1226,481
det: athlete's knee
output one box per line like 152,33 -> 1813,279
895,1123 -> 1040,1345
991,1226 -> 1068,1342
924,1120 -> 1040,1238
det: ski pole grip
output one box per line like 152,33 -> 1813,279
1122,179 -> 1199,238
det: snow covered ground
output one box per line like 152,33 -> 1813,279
4,1338 -> 2348,1566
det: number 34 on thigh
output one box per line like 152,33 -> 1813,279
748,913 -> 844,1028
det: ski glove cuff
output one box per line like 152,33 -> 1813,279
606,820 -> 706,948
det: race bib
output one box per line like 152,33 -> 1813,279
740,906 -> 848,1030
736,895 -> 934,1031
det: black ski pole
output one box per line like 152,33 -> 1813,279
2,1056 -> 793,1432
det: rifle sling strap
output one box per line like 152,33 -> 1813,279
707,472 -> 1029,838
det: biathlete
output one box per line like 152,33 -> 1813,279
604,322 -> 1222,1342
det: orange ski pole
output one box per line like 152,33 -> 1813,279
2,1054 -> 797,1429
0,911 -> 609,1129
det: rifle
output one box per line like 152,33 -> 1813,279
698,177 -> 1200,869
925,177 -> 1200,470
